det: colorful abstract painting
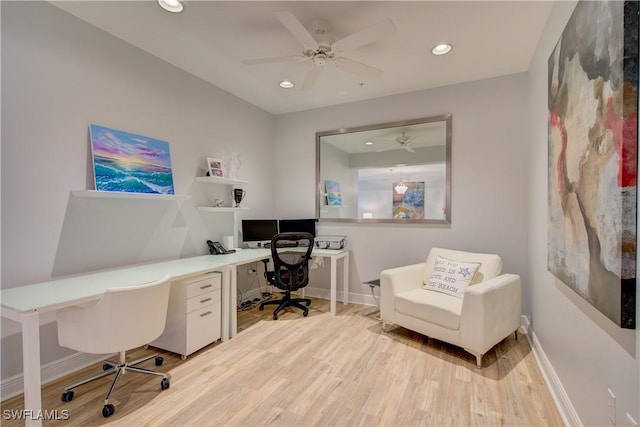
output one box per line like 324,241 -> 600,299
325,180 -> 342,206
90,124 -> 175,195
548,1 -> 638,329
392,182 -> 424,220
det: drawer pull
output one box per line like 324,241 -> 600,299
200,297 -> 212,304
200,311 -> 213,317
200,284 -> 213,290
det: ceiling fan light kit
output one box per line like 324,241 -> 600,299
244,11 -> 396,90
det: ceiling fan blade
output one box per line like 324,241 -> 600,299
274,10 -> 319,51
243,55 -> 306,65
301,66 -> 321,91
332,18 -> 396,54
334,57 -> 383,79
375,144 -> 404,153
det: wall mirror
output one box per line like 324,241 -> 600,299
316,114 -> 451,224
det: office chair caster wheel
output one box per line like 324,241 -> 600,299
155,356 -> 164,366
102,404 -> 115,418
161,378 -> 170,390
305,301 -> 311,306
303,310 -> 309,317
259,305 -> 264,311
273,313 -> 278,320
60,391 -> 74,402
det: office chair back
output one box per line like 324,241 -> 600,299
58,274 -> 172,355
270,232 -> 314,292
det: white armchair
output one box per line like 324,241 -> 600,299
380,248 -> 521,367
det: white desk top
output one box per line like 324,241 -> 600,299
0,247 -> 347,315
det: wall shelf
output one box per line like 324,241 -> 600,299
196,206 -> 248,212
195,176 -> 248,186
71,190 -> 191,200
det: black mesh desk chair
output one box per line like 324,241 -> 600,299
259,232 -> 314,320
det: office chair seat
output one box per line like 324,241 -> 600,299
259,232 -> 314,320
57,275 -> 172,418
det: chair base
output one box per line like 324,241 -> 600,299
60,350 -> 169,418
259,292 -> 311,320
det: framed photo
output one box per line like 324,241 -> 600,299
207,157 -> 224,178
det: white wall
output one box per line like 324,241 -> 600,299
274,73 -> 530,301
1,2 -> 276,379
526,2 -> 639,425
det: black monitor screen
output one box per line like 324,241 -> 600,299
241,219 -> 278,242
278,219 -> 316,237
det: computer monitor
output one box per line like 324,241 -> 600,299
241,219 -> 278,246
278,218 -> 317,237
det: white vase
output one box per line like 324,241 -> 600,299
226,152 -> 241,179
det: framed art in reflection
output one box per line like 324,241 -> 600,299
325,180 -> 342,206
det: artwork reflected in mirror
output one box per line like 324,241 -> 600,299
392,181 -> 424,220
316,114 -> 451,224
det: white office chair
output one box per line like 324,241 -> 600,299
57,274 -> 172,418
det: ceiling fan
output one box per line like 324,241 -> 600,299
243,11 -> 396,90
375,131 -> 416,153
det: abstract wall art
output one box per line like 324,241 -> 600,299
548,1 -> 638,328
90,124 -> 175,195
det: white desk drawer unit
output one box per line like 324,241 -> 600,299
150,272 -> 222,359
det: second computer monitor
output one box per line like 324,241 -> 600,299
278,219 -> 316,237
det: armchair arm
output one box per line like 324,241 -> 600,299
460,273 -> 522,355
380,263 -> 425,322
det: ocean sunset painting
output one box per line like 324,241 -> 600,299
90,124 -> 175,195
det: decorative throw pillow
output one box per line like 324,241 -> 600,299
423,256 -> 481,298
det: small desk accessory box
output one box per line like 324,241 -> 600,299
314,235 -> 347,250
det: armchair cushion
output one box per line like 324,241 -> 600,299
396,288 -> 462,329
423,256 -> 480,298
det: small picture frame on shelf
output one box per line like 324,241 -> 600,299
207,157 -> 224,178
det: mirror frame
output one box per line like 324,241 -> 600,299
316,114 -> 452,224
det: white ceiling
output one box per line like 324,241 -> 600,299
51,1 -> 553,115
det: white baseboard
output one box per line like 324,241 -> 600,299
523,315 -> 581,427
304,286 -> 378,307
240,286 -> 378,309
1,352 -> 109,402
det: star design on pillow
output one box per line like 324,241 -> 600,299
458,267 -> 472,278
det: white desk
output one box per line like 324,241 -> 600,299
225,247 -> 349,338
1,255 -> 235,427
0,247 -> 349,426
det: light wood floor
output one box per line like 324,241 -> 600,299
2,298 -> 564,426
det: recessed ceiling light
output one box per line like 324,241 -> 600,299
365,141 -> 374,146
158,0 -> 184,13
279,80 -> 295,89
431,43 -> 452,56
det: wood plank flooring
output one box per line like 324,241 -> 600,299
1,298 -> 564,426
